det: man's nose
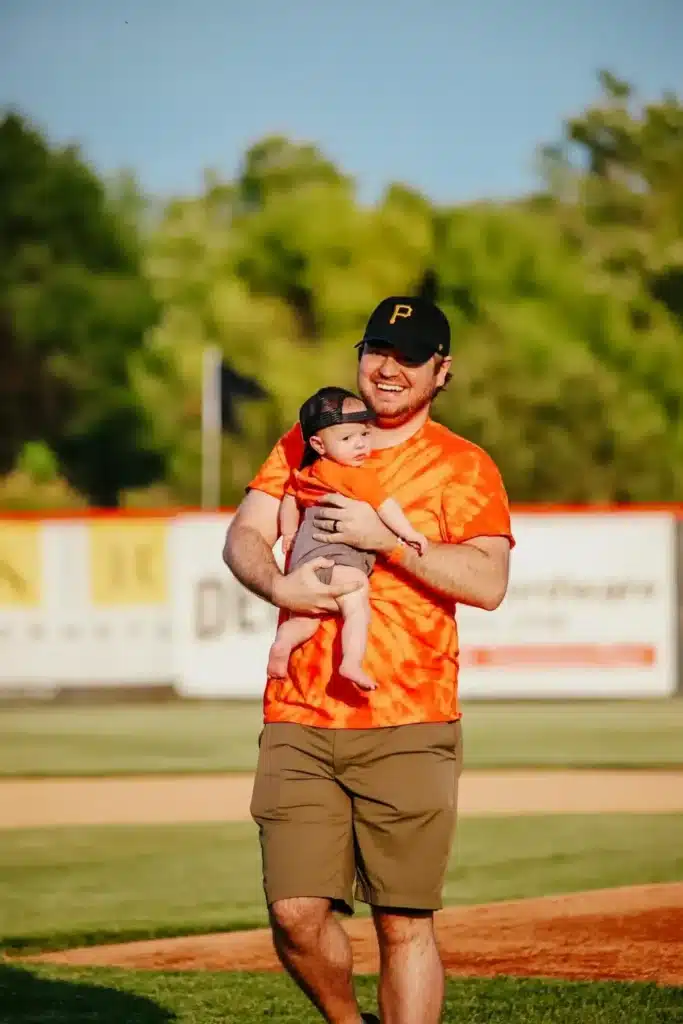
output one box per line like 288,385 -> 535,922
378,355 -> 400,376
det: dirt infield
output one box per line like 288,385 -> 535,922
29,883 -> 683,985
8,773 -> 683,985
3,769 -> 683,828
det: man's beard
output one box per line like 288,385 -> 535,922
359,378 -> 438,426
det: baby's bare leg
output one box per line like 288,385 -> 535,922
268,616 -> 320,678
332,565 -> 376,692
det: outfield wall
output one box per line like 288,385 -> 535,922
0,508 -> 681,699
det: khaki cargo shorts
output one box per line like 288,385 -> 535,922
250,719 -> 463,913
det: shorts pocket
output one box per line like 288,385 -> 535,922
249,725 -> 281,821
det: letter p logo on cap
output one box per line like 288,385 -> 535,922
389,303 -> 413,325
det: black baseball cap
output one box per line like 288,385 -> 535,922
299,387 -> 374,467
299,387 -> 374,442
356,296 -> 451,363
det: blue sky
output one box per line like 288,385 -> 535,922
1,0 -> 681,204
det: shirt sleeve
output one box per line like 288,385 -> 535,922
314,461 -> 389,510
284,473 -> 296,497
441,447 -> 515,547
247,425 -> 304,501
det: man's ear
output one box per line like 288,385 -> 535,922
435,356 -> 452,388
309,435 -> 325,456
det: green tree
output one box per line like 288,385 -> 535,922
0,111 -> 164,506
431,197 -> 683,502
6,74 -> 682,509
140,90 -> 683,505
138,141 -> 439,505
0,442 -> 87,510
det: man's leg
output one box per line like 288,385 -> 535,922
339,720 -> 464,1024
270,896 -> 364,1024
372,908 -> 443,1024
250,723 -> 364,1024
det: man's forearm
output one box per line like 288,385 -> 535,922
223,524 -> 282,604
387,539 -> 508,610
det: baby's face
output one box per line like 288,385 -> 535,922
317,421 -> 372,467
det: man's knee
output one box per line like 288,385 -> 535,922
372,908 -> 435,950
270,896 -> 331,950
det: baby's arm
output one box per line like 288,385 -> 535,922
376,497 -> 428,555
279,493 -> 300,556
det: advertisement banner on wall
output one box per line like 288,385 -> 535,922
677,518 -> 683,695
88,519 -> 169,607
0,519 -> 173,690
457,512 -> 677,697
0,522 -> 42,608
170,510 -> 678,700
170,514 -> 280,698
0,509 -> 678,699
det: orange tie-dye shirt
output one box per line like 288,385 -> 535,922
285,459 -> 389,511
248,418 -> 514,729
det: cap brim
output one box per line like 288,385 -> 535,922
339,408 -> 375,425
304,408 -> 375,440
355,336 -> 434,364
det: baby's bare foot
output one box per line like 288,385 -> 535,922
339,660 -> 377,691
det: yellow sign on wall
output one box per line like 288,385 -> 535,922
89,520 -> 168,606
0,523 -> 42,607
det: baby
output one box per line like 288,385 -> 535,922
267,386 -> 427,692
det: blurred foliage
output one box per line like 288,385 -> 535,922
0,470 -> 87,511
1,72 -> 682,508
0,441 -> 86,510
16,441 -> 59,483
0,112 -> 165,506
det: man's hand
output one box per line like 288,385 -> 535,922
311,494 -> 396,553
272,557 -> 363,614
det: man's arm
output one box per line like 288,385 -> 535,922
386,534 -> 510,610
223,490 -> 363,614
223,490 -> 281,603
310,496 -> 511,610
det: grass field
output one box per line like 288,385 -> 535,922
3,703 -> 683,1024
2,698 -> 683,776
2,814 -> 683,1022
3,814 -> 683,953
3,964 -> 681,1024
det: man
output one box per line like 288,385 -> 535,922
223,296 -> 514,1024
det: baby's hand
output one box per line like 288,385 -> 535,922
406,532 -> 428,556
